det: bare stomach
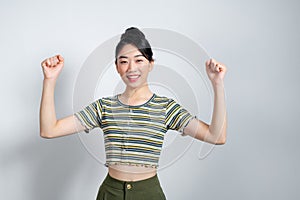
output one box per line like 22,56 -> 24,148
108,165 -> 157,181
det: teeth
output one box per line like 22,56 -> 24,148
128,75 -> 139,79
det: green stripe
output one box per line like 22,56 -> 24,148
75,94 -> 193,167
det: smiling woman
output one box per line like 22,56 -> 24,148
39,27 -> 227,200
115,44 -> 154,91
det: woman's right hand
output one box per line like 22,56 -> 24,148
41,55 -> 64,80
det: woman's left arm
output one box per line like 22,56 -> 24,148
183,59 -> 227,145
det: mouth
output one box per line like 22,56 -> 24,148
126,74 -> 141,83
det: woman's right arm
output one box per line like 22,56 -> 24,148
39,55 -> 86,138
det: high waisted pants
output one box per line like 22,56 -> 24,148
96,173 -> 166,200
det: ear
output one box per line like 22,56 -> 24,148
148,60 -> 154,72
115,62 -> 121,74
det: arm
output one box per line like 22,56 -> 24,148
184,59 -> 227,145
39,55 -> 86,138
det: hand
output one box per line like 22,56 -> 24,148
41,55 -> 64,80
205,58 -> 227,86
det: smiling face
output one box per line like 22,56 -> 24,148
116,44 -> 154,90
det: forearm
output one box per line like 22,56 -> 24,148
208,83 -> 227,144
39,79 -> 58,138
184,59 -> 227,144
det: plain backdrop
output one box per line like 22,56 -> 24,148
0,0 -> 299,199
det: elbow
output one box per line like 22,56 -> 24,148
40,133 -> 52,139
216,137 -> 226,145
205,135 -> 226,145
216,132 -> 227,145
40,130 -> 55,139
206,129 -> 227,145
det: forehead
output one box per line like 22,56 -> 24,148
117,44 -> 142,58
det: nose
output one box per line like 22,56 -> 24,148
127,60 -> 137,72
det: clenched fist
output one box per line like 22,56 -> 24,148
205,58 -> 227,86
41,55 -> 64,80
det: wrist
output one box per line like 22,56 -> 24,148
212,81 -> 224,90
43,78 -> 57,84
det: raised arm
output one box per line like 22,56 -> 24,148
39,55 -> 85,138
184,59 -> 227,145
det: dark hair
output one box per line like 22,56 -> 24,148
115,27 -> 154,63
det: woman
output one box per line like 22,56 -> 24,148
40,27 -> 227,200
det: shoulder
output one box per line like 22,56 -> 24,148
153,95 -> 186,112
93,95 -> 119,106
98,95 -> 118,102
101,95 -> 118,101
150,94 -> 177,109
152,94 -> 174,103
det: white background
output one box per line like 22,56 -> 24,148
0,0 -> 299,199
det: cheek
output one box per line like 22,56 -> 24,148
117,66 -> 127,76
141,64 -> 151,73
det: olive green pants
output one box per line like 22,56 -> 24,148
96,173 -> 166,200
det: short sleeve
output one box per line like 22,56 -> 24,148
74,99 -> 103,133
165,99 -> 195,133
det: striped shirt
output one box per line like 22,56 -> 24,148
75,93 -> 194,168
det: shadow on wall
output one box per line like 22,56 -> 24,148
0,129 -> 103,200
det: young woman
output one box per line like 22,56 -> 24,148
40,27 -> 227,200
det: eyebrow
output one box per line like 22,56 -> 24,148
118,54 -> 144,59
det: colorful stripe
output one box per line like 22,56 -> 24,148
75,94 -> 193,168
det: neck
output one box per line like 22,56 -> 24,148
122,84 -> 153,99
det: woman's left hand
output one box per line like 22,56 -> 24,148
205,59 -> 227,86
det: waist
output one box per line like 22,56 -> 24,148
104,171 -> 160,190
108,165 -> 157,182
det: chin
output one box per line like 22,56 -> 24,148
126,82 -> 146,90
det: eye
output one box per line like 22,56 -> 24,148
120,60 -> 128,64
136,59 -> 144,63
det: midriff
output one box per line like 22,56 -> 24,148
108,165 -> 157,181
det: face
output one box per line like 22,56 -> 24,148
116,44 -> 153,89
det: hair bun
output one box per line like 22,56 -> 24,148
116,27 -> 153,62
121,27 -> 146,40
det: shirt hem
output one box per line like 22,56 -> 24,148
105,161 -> 158,169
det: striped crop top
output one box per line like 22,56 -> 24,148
75,93 -> 194,168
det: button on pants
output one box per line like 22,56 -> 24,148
96,173 -> 166,200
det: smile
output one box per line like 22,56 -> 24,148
127,75 -> 141,83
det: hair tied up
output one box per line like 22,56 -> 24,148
115,27 -> 153,62
121,27 -> 146,40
